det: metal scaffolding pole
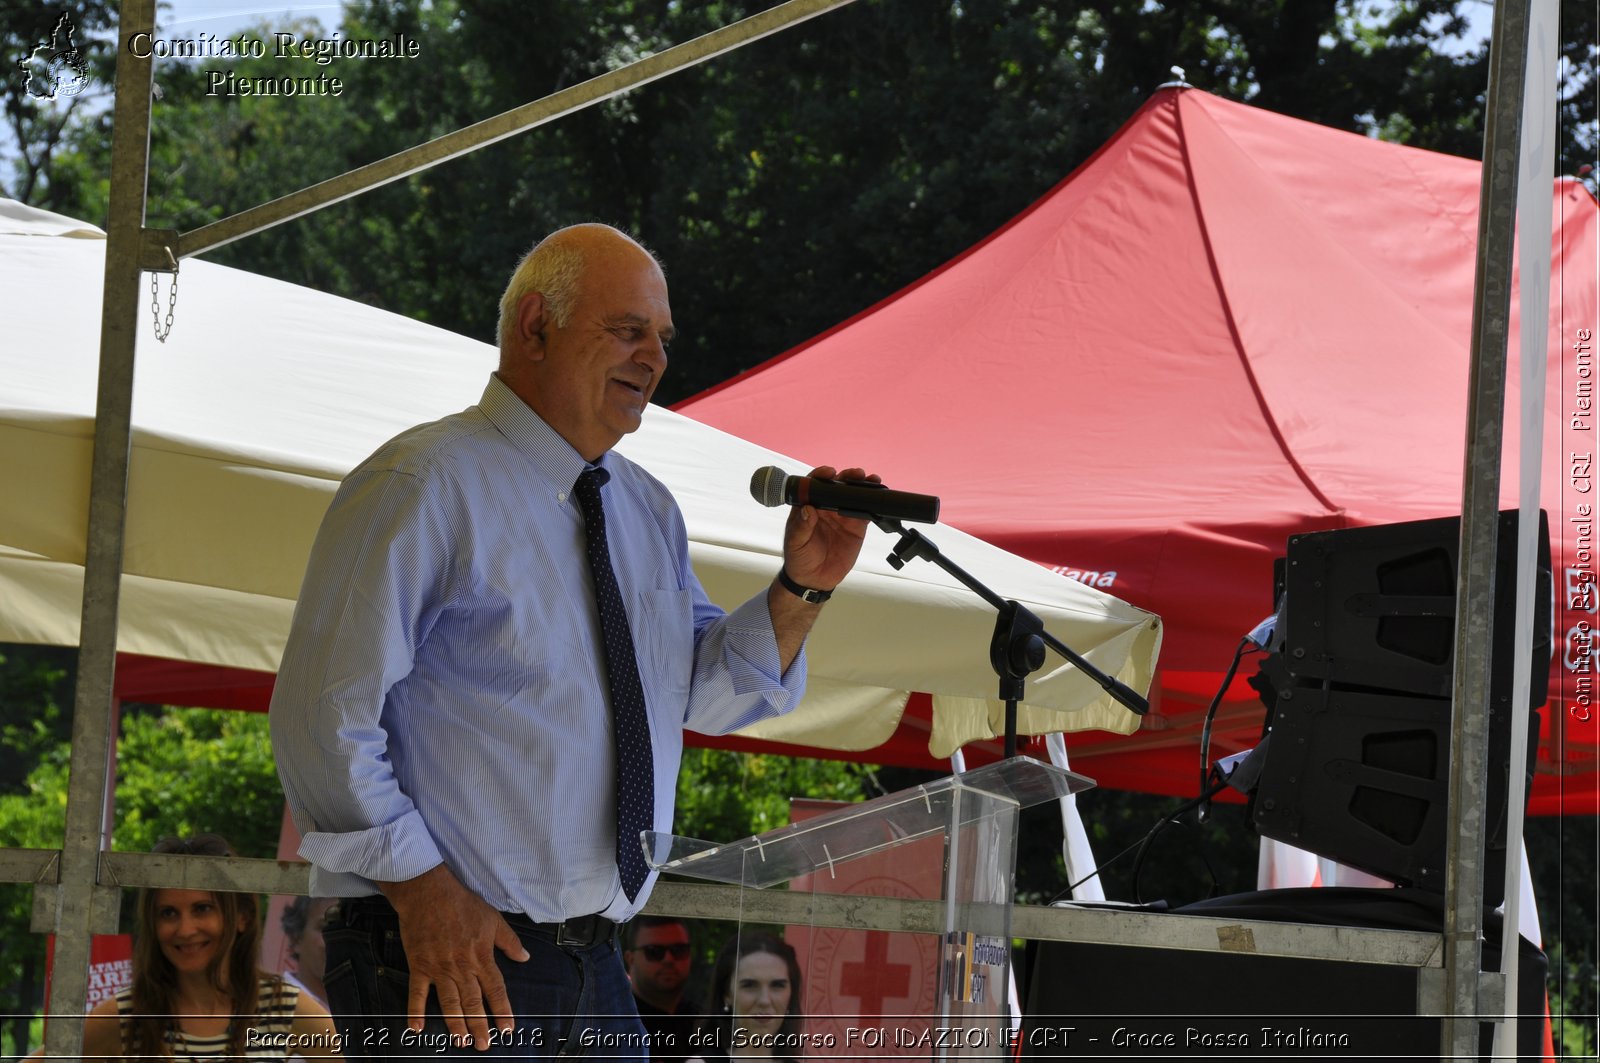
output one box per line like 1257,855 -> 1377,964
38,0 -> 158,1053
31,0 -> 859,1055
1439,0 -> 1531,1056
25,0 -> 1547,1056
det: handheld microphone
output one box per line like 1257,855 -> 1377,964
750,466 -> 940,525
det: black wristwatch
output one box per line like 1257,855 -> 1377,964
777,568 -> 833,604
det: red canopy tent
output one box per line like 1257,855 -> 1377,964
677,86 -> 1600,815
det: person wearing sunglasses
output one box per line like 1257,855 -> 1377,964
624,917 -> 702,1062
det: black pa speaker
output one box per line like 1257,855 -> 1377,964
1248,510 -> 1550,905
1021,888 -> 1549,1062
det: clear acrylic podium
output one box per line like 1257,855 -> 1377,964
645,757 -> 1093,1058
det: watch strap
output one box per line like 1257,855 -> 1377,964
777,568 -> 833,604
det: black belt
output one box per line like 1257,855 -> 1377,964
500,910 -> 618,947
337,896 -> 616,948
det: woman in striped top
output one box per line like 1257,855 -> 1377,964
80,834 -> 343,1061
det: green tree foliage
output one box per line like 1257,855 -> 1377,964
0,0 -> 117,207
106,706 -> 284,857
29,0 -> 1594,402
0,694 -> 283,1058
0,668 -> 874,1054
0,645 -> 74,1056
674,747 -> 877,841
1074,0 -> 1488,154
3,0 -> 1596,1047
1557,0 -> 1599,180
1526,813 -> 1600,1055
666,748 -> 877,991
0,646 -> 73,799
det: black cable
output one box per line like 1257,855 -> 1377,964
1198,636 -> 1254,797
1058,834 -> 1148,899
1132,773 -> 1232,905
1057,629 -> 1266,904
1054,773 -> 1232,903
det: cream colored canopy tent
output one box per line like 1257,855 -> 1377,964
0,199 -> 1159,753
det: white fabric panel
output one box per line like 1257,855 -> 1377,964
0,200 -> 1161,754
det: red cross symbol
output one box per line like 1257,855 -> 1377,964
838,931 -> 913,1017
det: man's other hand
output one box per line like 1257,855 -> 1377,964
379,864 -> 530,1052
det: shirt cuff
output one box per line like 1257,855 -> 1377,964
723,592 -> 807,705
296,808 -> 444,885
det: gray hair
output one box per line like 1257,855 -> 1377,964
497,237 -> 587,352
496,225 -> 664,354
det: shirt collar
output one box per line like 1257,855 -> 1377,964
478,374 -> 609,497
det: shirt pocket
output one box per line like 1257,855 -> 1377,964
636,587 -> 693,701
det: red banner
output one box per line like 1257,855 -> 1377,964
44,934 -> 135,1012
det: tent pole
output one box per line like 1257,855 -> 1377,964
1440,0 -> 1531,1056
1494,8 -> 1562,1060
40,0 -> 158,1054
32,3 -> 864,1055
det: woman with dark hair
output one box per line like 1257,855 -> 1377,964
686,932 -> 804,1062
79,833 -> 342,1061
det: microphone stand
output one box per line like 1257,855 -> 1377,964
870,515 -> 1149,758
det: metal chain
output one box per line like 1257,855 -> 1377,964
149,248 -> 178,343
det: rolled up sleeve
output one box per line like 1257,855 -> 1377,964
682,587 -> 807,736
269,467 -> 454,889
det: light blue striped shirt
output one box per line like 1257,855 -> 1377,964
269,376 -> 804,921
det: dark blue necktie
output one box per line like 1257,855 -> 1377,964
573,467 -> 655,902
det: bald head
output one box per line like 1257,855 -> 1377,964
497,223 -> 675,460
497,224 -> 663,359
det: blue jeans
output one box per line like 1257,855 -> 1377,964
323,897 -> 649,1061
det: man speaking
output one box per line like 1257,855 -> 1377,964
271,223 -> 873,1059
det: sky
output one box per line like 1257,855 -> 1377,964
156,0 -> 343,38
